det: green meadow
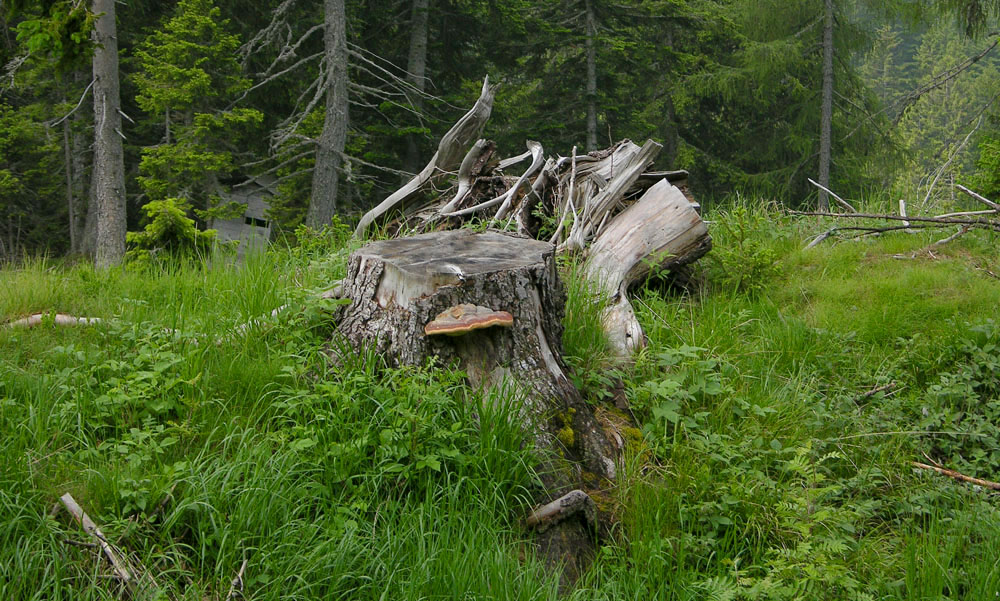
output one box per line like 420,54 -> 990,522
3,206 -> 1000,600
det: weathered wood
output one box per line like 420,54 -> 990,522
494,140 -> 544,221
808,178 -> 856,213
353,77 -> 496,237
584,179 -> 711,357
526,489 -> 596,532
5,313 -> 104,328
956,183 -> 1000,210
912,461 -> 1000,491
59,493 -> 133,586
333,229 -> 619,585
439,139 -> 494,214
564,140 -> 662,252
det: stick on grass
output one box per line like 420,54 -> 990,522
912,461 -> 1000,491
59,493 -> 133,586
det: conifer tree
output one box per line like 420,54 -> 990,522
133,0 -> 262,225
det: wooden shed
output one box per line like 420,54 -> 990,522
213,178 -> 275,258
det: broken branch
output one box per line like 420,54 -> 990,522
912,461 -> 1000,491
789,211 -> 1000,230
59,493 -> 133,586
808,178 -> 856,212
956,184 -> 1000,210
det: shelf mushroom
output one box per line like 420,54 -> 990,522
424,303 -> 514,336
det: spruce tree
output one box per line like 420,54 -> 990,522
133,0 -> 262,225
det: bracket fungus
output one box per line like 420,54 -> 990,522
424,303 -> 514,336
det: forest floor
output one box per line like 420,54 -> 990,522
2,203 -> 1000,600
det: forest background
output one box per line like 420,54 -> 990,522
5,2 -> 1000,599
4,0 -> 1000,263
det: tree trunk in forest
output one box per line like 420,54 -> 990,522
818,0 -> 834,212
403,0 -> 429,179
333,229 -> 620,586
68,86 -> 89,255
81,173 -> 98,257
92,0 -> 126,268
62,117 -> 77,254
585,0 -> 598,152
661,28 -> 678,167
307,0 -> 349,229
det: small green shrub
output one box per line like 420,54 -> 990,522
707,204 -> 783,296
126,197 -> 223,264
890,319 -> 1000,477
629,344 -> 730,458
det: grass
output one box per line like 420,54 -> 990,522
2,206 -> 1000,600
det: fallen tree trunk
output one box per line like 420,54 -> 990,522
584,179 -> 711,356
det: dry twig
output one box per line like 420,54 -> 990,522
227,558 -> 249,600
59,493 -> 133,586
912,461 -> 1000,491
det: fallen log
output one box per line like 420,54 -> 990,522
5,313 -> 103,328
584,179 -> 711,357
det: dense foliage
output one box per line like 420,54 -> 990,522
3,0 -> 1000,258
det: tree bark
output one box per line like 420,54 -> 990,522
69,86 -> 89,255
818,0 -> 834,212
661,27 -> 678,167
307,0 -> 349,229
333,229 -> 621,586
585,0 -> 598,152
403,0 -> 429,178
91,0 -> 126,268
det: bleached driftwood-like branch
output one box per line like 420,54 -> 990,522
5,313 -> 103,328
440,139 -> 493,213
354,77 -> 496,237
956,184 -> 1000,210
59,493 -> 133,586
808,178 -> 856,213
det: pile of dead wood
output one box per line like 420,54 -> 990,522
353,78 -> 711,358
335,77 -> 711,587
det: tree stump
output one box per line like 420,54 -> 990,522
333,229 -> 619,584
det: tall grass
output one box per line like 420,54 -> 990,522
3,209 -> 1000,599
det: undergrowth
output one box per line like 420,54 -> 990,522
2,206 -> 1000,599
